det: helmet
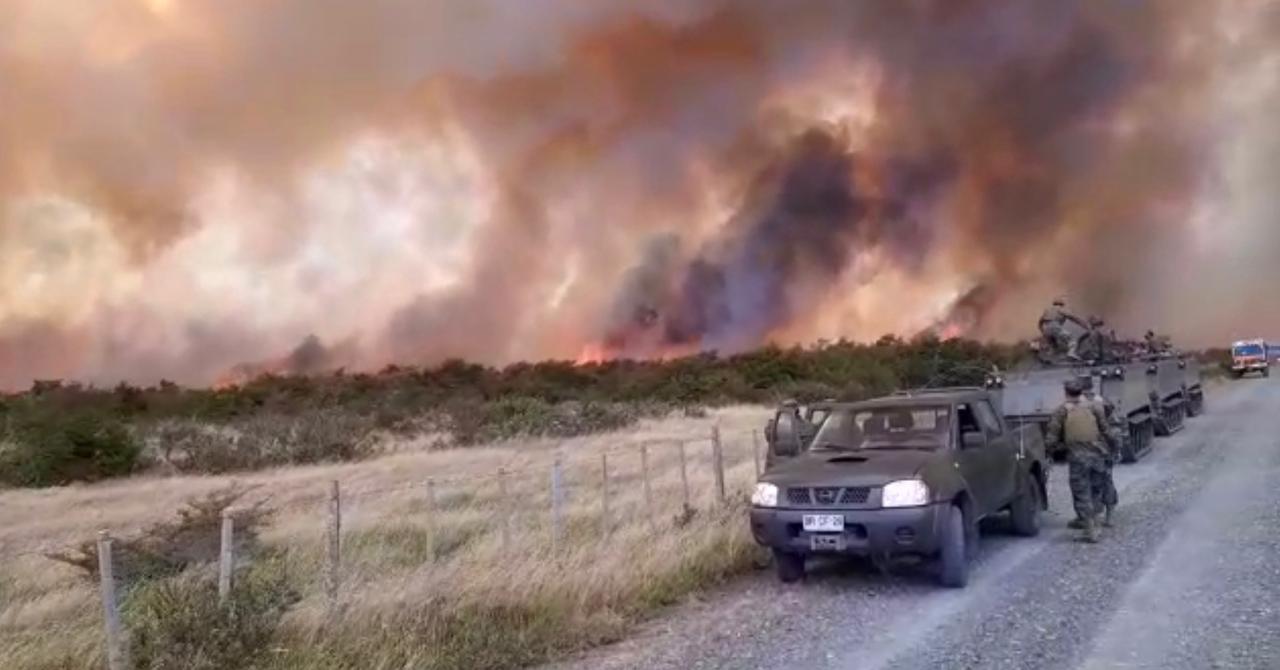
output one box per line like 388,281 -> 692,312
1063,378 -> 1085,395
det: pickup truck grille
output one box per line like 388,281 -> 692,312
786,487 -> 871,506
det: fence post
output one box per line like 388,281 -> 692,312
326,480 -> 341,611
425,477 -> 438,559
640,443 -> 654,531
218,509 -> 234,603
678,440 -> 691,511
752,429 -> 762,480
550,455 -> 564,552
712,426 -> 726,504
96,531 -> 128,670
601,453 -> 611,537
497,468 -> 511,551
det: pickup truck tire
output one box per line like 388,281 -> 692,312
938,505 -> 969,588
1009,475 -> 1042,537
773,550 -> 806,583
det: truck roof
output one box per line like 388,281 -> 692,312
810,387 -> 993,411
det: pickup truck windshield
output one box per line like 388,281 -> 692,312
1234,344 -> 1265,357
812,406 -> 952,451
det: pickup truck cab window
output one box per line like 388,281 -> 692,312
956,403 -> 987,448
810,406 -> 951,451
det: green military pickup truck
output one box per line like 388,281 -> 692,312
753,387 -> 1049,588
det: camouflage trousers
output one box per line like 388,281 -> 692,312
1067,450 -> 1110,521
1101,459 -> 1118,508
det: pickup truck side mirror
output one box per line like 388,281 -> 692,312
960,431 -> 987,450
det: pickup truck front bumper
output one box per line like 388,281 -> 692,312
749,503 -> 950,558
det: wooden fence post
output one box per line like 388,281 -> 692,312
752,429 -> 762,479
326,480 -> 341,611
218,509 -> 234,603
711,426 -> 726,504
497,468 -> 511,551
678,441 -> 691,511
96,531 -> 129,670
550,455 -> 564,551
425,477 -> 438,559
601,453 -> 611,537
640,443 -> 654,531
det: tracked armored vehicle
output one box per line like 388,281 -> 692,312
989,319 -> 1204,464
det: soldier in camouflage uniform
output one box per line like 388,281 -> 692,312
1038,298 -> 1072,358
1079,375 -> 1119,527
1045,378 -> 1114,542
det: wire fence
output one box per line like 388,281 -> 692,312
69,424 -> 766,669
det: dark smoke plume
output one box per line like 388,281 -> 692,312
1,0 -> 1277,388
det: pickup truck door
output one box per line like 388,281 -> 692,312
954,403 -> 1004,517
974,399 -> 1019,507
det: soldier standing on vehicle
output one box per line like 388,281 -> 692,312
1045,378 -> 1112,542
1079,375 -> 1119,527
1039,297 -> 1080,359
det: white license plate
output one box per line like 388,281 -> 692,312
802,514 -> 844,532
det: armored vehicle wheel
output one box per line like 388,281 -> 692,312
1009,476 -> 1042,537
938,505 -> 969,588
773,550 -> 806,583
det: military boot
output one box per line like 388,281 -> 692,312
1103,505 -> 1114,528
1082,517 -> 1101,543
1068,517 -> 1087,530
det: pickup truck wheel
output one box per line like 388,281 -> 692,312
1009,476 -> 1042,537
773,550 -> 806,583
938,505 -> 969,588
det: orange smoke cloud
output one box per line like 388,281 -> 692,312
1,1 -> 1278,389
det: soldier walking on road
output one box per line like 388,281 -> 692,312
1045,378 -> 1114,543
1080,375 -> 1119,527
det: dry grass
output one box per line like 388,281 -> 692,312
0,406 -> 770,670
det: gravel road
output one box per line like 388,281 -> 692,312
548,377 -> 1280,670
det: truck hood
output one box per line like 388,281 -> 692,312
764,449 -> 938,488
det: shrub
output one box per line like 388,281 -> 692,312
0,410 -> 141,487
46,485 -> 270,585
124,557 -> 299,670
143,412 -> 379,474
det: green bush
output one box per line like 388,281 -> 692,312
124,557 -> 299,670
0,410 -> 141,487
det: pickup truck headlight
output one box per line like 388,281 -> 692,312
751,482 -> 779,508
882,480 -> 930,508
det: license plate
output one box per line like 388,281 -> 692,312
810,534 -> 846,552
802,514 -> 844,532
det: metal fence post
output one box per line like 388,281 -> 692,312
96,531 -> 129,670
497,468 -> 511,551
601,453 -> 611,537
326,480 -> 341,611
752,429 -> 762,479
712,426 -> 726,504
551,455 -> 564,551
640,443 -> 654,531
218,509 -> 234,603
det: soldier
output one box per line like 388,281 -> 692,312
1039,297 -> 1080,358
1045,378 -> 1112,542
1078,375 -> 1119,527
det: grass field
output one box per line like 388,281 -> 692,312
0,406 -> 770,670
